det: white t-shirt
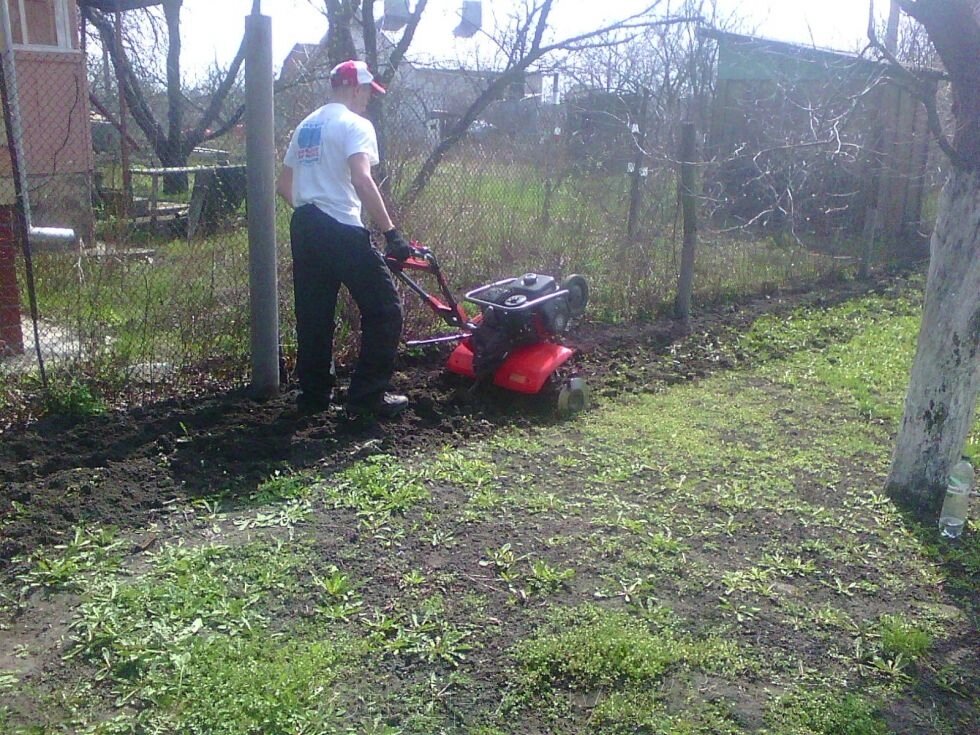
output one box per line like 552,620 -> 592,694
284,103 -> 380,228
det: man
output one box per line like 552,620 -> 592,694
277,59 -> 413,418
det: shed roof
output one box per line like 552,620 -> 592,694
77,1 -> 165,11
699,28 -> 944,83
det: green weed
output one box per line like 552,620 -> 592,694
67,540 -> 305,683
512,605 -> 750,695
527,559 -> 576,594
765,687 -> 888,735
363,609 -> 474,666
133,630 -> 358,734
325,455 -> 429,532
426,448 -> 497,491
231,498 -> 312,530
251,470 -> 317,503
18,525 -> 123,592
876,614 -> 933,662
589,690 -> 745,735
39,377 -> 105,418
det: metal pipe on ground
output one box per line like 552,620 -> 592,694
30,228 -> 78,248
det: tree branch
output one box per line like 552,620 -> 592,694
898,0 -> 980,168
379,0 -> 429,85
164,0 -> 182,160
868,1 -> 967,167
324,0 -> 357,65
201,104 -> 246,142
85,7 -> 168,153
402,8 -> 693,209
531,0 -> 555,54
185,37 -> 246,154
361,0 -> 377,70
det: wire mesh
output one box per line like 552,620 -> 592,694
0,4 -> 941,419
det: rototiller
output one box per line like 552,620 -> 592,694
385,245 -> 590,414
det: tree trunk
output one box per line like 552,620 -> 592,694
325,0 -> 357,66
886,167 -> 980,514
158,142 -> 189,193
163,0 -> 186,194
368,95 -> 391,198
886,1 -> 901,52
362,1 -> 391,198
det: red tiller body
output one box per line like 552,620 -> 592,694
386,245 -> 581,396
446,339 -> 575,394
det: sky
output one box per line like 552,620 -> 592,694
179,0 -> 893,78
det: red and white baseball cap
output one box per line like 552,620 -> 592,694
330,60 -> 386,95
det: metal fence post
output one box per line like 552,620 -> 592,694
674,122 -> 698,326
245,10 -> 279,398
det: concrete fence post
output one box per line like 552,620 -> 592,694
245,11 -> 280,398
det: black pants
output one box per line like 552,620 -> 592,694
290,204 -> 402,406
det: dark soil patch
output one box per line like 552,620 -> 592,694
0,271 -> 915,570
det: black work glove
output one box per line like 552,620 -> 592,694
384,228 -> 413,261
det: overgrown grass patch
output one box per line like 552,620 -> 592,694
127,630 -> 361,735
36,375 -> 107,418
324,454 -> 429,521
764,687 -> 890,735
48,538 -> 375,733
251,470 -> 319,503
760,314 -> 920,424
506,604 -> 757,728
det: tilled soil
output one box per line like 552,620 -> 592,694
0,272 -> 907,570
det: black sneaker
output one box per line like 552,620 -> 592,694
347,393 -> 409,420
296,391 -> 332,414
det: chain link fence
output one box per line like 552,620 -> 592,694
0,7 -> 942,422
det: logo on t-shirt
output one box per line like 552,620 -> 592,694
296,124 -> 322,163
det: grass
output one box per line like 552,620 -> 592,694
766,688 -> 890,735
59,538 -> 364,733
17,525 -> 123,592
511,604 -> 753,689
3,283 -> 979,733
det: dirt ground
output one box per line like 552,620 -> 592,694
3,266 -> 980,734
0,271 -> 910,570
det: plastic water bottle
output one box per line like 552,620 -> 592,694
939,460 -> 974,539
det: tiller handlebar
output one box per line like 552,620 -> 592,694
385,245 -> 471,346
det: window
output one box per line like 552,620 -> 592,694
7,0 -> 74,50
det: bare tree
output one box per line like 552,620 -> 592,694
559,1 -> 741,236
307,2 -> 698,208
82,0 -> 246,192
878,0 -> 980,516
886,0 -> 901,51
567,0 -> 733,128
323,0 -> 359,63
318,0 -> 427,82
399,1 -> 699,209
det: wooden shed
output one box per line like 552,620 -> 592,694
703,29 -> 939,255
